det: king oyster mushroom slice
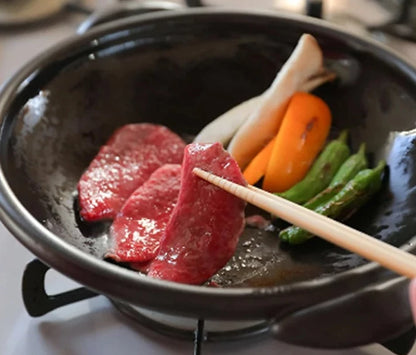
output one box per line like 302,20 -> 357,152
193,69 -> 334,146
193,95 -> 261,145
194,34 -> 334,170
228,33 -> 327,169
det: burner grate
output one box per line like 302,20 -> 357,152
21,259 -> 416,355
110,299 -> 272,355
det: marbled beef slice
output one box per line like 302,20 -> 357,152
148,142 -> 247,285
77,123 -> 185,221
107,164 -> 181,263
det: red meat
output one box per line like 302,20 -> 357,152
107,164 -> 181,263
130,261 -> 151,274
148,143 -> 247,285
77,124 -> 185,221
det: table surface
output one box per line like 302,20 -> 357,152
1,1 -> 416,354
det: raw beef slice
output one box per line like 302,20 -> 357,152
130,261 -> 151,274
148,142 -> 247,285
77,124 -> 186,221
107,164 -> 181,263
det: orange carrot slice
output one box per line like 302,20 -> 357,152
243,137 -> 275,185
262,92 -> 331,192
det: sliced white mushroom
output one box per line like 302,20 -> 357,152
300,69 -> 336,92
193,69 -> 334,145
226,33 -> 325,170
193,95 -> 261,144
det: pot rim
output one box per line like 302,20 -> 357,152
0,8 -> 415,312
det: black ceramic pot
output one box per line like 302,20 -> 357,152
1,8 -> 416,349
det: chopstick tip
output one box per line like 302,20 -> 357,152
193,167 -> 209,180
192,167 -> 202,175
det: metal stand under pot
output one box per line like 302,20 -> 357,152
22,259 -> 416,355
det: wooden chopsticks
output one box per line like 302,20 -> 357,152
193,167 -> 416,278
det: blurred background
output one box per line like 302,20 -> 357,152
1,0 -> 416,84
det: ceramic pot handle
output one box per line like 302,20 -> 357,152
22,259 -> 98,317
271,276 -> 414,351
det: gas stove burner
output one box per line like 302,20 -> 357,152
111,300 -> 272,354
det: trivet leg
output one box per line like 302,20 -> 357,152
194,319 -> 205,355
22,259 -> 98,317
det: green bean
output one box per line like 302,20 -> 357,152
277,130 -> 350,204
302,184 -> 344,211
330,143 -> 368,186
303,143 -> 368,210
280,160 -> 386,245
